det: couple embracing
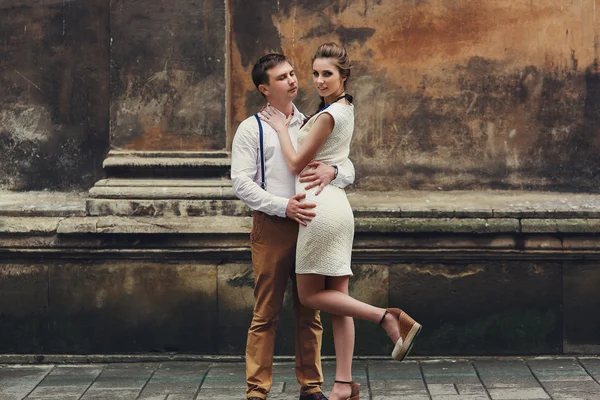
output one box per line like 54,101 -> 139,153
231,43 -> 422,400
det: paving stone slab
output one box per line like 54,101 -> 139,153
196,389 -> 297,400
164,394 -> 197,400
81,389 -> 142,400
137,362 -> 209,398
528,358 -> 600,399
421,360 -> 488,399
579,358 -> 600,382
26,365 -> 104,399
200,363 -> 246,390
528,358 -> 594,382
488,387 -> 550,400
368,360 -> 429,399
474,358 -> 544,386
3,358 -> 600,399
538,381 -> 600,399
189,388 -> 241,399
0,365 -> 53,400
83,363 -> 157,390
428,383 -> 460,395
372,395 -> 431,400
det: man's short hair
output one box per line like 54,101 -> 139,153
251,53 -> 289,89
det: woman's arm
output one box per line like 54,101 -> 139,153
260,107 -> 335,175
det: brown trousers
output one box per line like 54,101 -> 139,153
246,211 -> 323,399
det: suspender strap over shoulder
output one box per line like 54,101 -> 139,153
254,114 -> 266,190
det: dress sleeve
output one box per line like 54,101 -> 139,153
317,103 -> 350,131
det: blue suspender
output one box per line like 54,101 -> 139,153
254,114 -> 266,190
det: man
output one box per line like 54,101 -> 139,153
231,53 -> 355,400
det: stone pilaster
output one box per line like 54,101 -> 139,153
88,0 -> 233,217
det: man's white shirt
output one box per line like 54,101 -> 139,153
231,103 -> 355,217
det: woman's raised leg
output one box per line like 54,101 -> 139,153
296,274 -> 401,343
297,274 -> 426,361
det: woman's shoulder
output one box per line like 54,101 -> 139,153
310,102 -> 354,125
326,102 -> 354,120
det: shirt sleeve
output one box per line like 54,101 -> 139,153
331,157 -> 355,188
230,120 -> 289,217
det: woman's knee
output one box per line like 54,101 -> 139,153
296,274 -> 325,308
298,291 -> 315,308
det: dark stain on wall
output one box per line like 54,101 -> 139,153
354,58 -> 600,191
335,26 -> 376,45
563,263 -> 600,348
110,0 -> 226,151
390,262 -> 562,355
302,22 -> 375,45
0,1 -> 110,190
231,0 -> 282,67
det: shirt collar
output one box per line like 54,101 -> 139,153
267,103 -> 304,126
290,103 -> 305,125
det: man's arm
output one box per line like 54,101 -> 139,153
298,158 -> 356,194
231,120 -> 289,217
231,119 -> 317,224
331,157 -> 355,188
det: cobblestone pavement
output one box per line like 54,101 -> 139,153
1,357 -> 600,400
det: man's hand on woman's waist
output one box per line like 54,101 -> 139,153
298,161 -> 336,195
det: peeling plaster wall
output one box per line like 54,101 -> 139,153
110,0 -> 226,151
0,0 -> 110,190
230,0 -> 600,191
3,1 -> 600,192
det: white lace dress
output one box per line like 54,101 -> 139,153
295,103 -> 355,276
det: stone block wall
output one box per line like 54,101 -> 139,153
2,193 -> 600,356
2,257 -> 598,356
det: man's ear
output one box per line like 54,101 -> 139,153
258,84 -> 269,97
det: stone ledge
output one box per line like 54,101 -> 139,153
0,217 -> 62,234
86,199 -> 249,217
3,189 -> 600,218
88,188 -> 236,199
356,217 -> 519,233
0,191 -> 86,217
2,215 -> 600,236
100,151 -> 231,179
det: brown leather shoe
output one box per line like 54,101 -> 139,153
299,391 -> 328,400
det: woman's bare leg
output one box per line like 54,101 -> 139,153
326,276 -> 354,400
296,274 -> 401,343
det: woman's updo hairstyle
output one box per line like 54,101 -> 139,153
312,42 -> 352,82
312,42 -> 352,114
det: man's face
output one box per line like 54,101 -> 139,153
261,62 -> 298,103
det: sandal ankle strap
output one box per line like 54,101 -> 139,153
334,379 -> 353,384
378,309 -> 389,325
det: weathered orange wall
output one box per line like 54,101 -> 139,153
230,0 -> 600,191
3,1 -> 600,191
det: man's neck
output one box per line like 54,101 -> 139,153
267,99 -> 293,117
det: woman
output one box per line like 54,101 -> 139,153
259,43 -> 421,400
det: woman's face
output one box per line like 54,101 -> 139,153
312,57 -> 346,98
